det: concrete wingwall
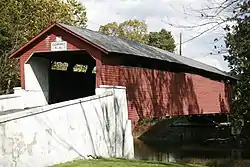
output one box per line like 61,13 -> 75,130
0,56 -> 50,112
0,93 -> 24,112
0,86 -> 134,167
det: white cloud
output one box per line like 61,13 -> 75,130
82,0 -> 230,71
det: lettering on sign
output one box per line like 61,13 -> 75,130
51,41 -> 67,51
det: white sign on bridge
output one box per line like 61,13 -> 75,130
51,37 -> 67,51
51,41 -> 67,51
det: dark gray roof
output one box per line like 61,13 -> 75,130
59,23 -> 235,79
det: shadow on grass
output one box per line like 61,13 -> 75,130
52,158 -> 206,167
87,157 -> 206,167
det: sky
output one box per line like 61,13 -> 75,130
81,0 -> 230,72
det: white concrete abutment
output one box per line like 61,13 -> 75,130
0,86 -> 134,167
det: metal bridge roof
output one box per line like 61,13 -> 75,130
59,23 -> 235,79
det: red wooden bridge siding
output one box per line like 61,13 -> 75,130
100,64 -> 231,124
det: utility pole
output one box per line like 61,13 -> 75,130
179,32 -> 182,56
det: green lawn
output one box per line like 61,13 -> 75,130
52,158 -> 206,167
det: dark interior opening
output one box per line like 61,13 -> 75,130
34,50 -> 96,104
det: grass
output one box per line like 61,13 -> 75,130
52,158 -> 206,167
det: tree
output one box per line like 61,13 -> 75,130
99,22 -> 120,37
99,19 -> 148,44
0,0 -> 87,94
99,19 -> 176,52
224,1 -> 250,117
148,29 -> 176,52
67,0 -> 88,28
163,0 -> 246,47
118,19 -> 148,44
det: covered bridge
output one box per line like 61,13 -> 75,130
10,23 -> 235,125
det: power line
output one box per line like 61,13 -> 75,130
179,32 -> 182,56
